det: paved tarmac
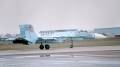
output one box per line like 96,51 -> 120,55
0,46 -> 120,67
1,46 -> 120,55
0,52 -> 120,67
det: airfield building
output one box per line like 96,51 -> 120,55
39,29 -> 86,42
39,29 -> 80,39
39,29 -> 96,42
94,27 -> 120,38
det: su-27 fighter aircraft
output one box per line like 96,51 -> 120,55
13,24 -> 107,49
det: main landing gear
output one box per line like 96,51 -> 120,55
39,43 -> 50,50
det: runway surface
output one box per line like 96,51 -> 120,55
0,50 -> 120,67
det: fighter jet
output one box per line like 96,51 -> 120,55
12,24 -> 107,49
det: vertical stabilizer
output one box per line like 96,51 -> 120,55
19,24 -> 38,44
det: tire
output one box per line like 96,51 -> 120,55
45,44 -> 50,50
39,45 -> 44,50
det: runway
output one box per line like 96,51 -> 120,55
0,50 -> 120,67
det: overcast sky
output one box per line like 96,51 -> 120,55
0,0 -> 120,34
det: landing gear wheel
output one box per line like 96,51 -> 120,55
45,44 -> 50,50
39,45 -> 44,50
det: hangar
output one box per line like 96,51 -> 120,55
94,27 -> 120,38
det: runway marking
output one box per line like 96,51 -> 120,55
14,55 -> 70,58
51,54 -> 72,57
77,60 -> 120,64
11,54 -> 120,59
0,58 -> 9,61
71,54 -> 120,57
42,60 -> 74,64
14,55 -> 40,59
40,60 -> 120,65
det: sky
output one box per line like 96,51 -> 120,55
0,0 -> 120,34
